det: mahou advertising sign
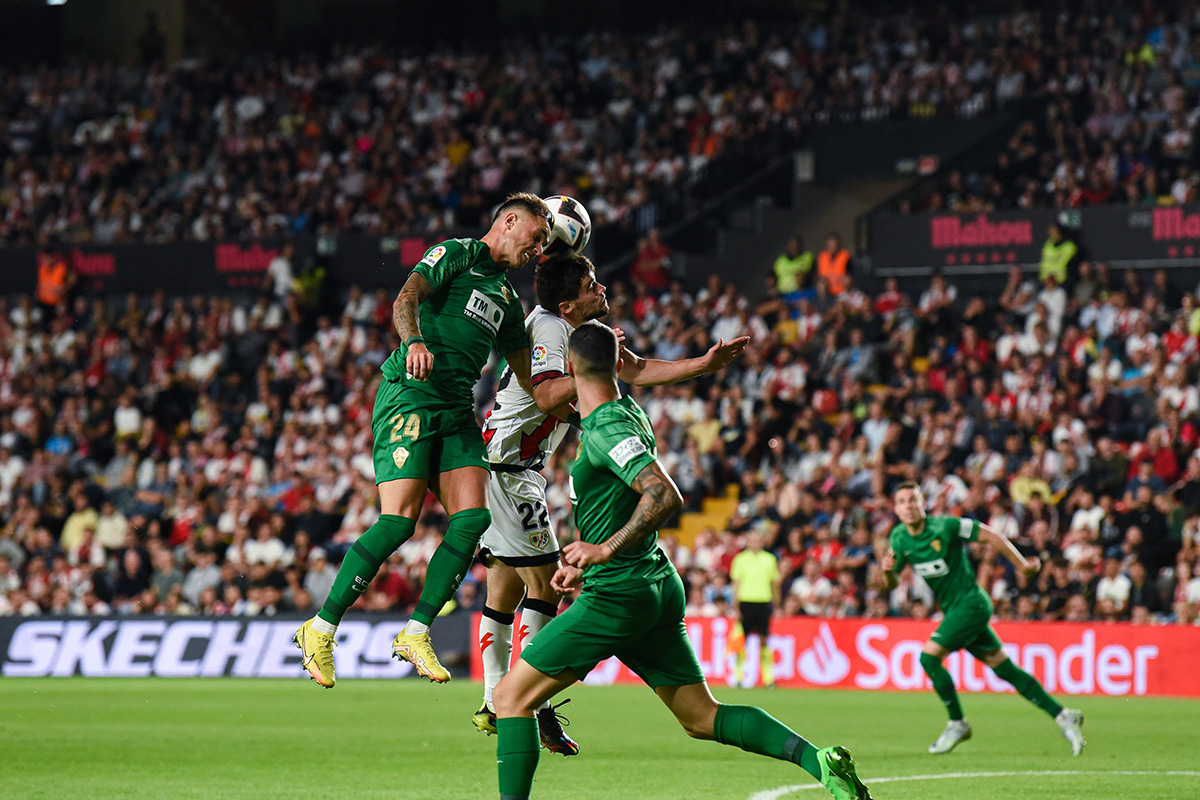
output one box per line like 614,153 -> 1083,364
871,204 -> 1200,271
472,616 -> 1199,698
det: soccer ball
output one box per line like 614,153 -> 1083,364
543,195 -> 592,256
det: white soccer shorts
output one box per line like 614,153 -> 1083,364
481,468 -> 561,566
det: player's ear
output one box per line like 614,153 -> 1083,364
566,357 -> 575,378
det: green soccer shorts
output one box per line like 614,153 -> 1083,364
521,571 -> 705,689
370,378 -> 488,483
931,590 -> 1003,657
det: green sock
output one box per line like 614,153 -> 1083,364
411,507 -> 490,626
992,658 -> 1063,718
713,704 -> 822,781
920,652 -> 964,720
316,515 -> 415,626
497,717 -> 539,799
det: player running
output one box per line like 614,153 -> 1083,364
293,192 -> 553,687
491,322 -> 872,800
880,481 -> 1086,755
473,252 -> 748,754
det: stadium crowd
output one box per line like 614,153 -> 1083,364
4,1 -> 1200,629
901,4 -> 1200,213
2,239 -> 1200,628
1,4 -> 1106,254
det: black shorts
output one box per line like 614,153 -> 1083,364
739,601 -> 773,638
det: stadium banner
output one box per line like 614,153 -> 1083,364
470,615 -> 1199,698
0,613 -> 473,679
0,233 -> 484,297
870,204 -> 1200,272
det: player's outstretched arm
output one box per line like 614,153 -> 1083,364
979,524 -> 1040,576
563,461 -> 682,568
394,273 -> 435,381
618,335 -> 750,386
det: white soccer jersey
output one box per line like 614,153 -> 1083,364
483,305 -> 571,468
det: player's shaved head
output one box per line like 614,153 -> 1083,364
493,191 -> 553,227
568,321 -> 619,380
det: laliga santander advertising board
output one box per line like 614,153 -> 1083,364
470,615 -> 1200,698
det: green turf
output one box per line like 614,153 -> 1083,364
2,678 -> 1197,799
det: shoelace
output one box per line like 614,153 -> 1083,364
540,698 -> 573,729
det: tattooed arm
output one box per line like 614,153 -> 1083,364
393,273 -> 434,380
562,461 -> 683,567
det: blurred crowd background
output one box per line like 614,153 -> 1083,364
5,2 -> 1200,627
3,239 -> 1200,627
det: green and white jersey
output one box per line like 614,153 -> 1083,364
380,239 -> 529,409
570,395 -> 676,590
889,515 -> 988,610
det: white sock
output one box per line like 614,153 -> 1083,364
480,608 -> 515,707
311,616 -> 337,635
519,599 -> 557,710
403,619 -> 430,636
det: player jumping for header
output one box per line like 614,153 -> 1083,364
293,192 -> 553,687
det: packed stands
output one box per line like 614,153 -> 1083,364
4,3 -> 1200,628
2,252 -> 1199,626
894,6 -> 1200,213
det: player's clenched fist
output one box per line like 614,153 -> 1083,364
550,565 -> 583,594
406,342 -> 434,381
562,540 -> 612,567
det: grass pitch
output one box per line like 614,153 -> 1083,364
2,678 -> 1197,799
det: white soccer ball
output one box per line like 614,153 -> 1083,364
543,195 -> 592,256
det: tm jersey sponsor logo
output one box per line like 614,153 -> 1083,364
912,558 -> 949,578
465,289 -> 504,335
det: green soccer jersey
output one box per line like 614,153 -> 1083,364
570,395 -> 676,590
379,238 -> 528,409
889,516 -> 988,610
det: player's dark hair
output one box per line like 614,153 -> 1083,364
493,192 -> 553,227
535,254 -> 594,315
893,481 -> 921,497
568,321 -> 619,378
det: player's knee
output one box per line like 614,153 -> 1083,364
449,507 -> 491,532
919,651 -> 942,675
492,680 -> 517,717
447,508 -> 491,548
492,678 -> 535,718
